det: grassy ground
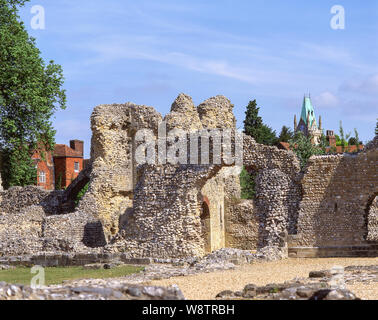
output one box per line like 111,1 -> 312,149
0,265 -> 143,286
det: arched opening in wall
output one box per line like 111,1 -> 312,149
365,193 -> 378,242
63,175 -> 90,212
201,201 -> 211,253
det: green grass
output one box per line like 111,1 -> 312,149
0,265 -> 144,286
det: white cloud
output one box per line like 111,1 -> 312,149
340,74 -> 378,94
313,91 -> 339,108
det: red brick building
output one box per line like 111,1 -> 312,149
32,149 -> 55,190
54,140 -> 84,189
32,140 -> 85,190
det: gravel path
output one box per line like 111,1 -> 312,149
149,258 -> 378,300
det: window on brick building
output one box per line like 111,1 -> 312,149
74,161 -> 80,172
39,171 -> 46,183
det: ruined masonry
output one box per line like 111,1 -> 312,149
0,93 -> 377,260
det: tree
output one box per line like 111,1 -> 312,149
277,125 -> 293,143
240,167 -> 256,199
338,121 -> 351,152
289,132 -> 325,169
348,137 -> 357,146
0,0 -> 66,188
375,119 -> 378,136
243,100 -> 277,145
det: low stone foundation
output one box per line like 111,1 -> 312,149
288,245 -> 378,258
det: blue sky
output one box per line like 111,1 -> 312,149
19,0 -> 378,158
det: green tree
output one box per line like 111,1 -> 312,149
338,121 -> 350,152
375,119 -> 378,136
348,137 -> 357,146
0,0 -> 66,188
277,125 -> 293,143
243,100 -> 277,145
240,167 -> 256,199
289,132 -> 325,169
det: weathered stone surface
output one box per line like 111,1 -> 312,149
197,95 -> 236,129
217,279 -> 359,300
80,102 -> 162,240
293,149 -> 378,247
309,270 -> 332,278
0,282 -> 185,300
164,93 -> 203,132
225,199 -> 259,250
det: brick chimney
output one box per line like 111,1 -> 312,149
70,140 -> 84,156
326,130 -> 336,147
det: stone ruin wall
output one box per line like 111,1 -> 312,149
77,103 -> 162,240
0,94 -> 376,259
291,141 -> 378,247
0,185 -> 106,257
106,94 -> 245,258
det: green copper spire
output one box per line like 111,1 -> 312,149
300,95 -> 316,127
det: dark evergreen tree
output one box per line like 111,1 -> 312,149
243,100 -> 277,145
277,125 -> 293,143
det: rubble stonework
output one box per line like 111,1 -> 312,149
79,103 -> 162,239
291,145 -> 378,247
0,94 -> 376,260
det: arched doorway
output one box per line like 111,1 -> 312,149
201,201 -> 211,253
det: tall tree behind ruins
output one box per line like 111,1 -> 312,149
0,0 -> 66,188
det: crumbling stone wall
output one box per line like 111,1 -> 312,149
78,103 -> 162,239
293,144 -> 378,247
109,164 -> 224,258
0,201 -> 104,256
0,175 -> 105,256
0,206 -> 45,256
0,93 -> 375,259
0,186 -> 51,215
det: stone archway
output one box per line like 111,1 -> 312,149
201,201 -> 211,253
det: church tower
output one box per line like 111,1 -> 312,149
294,94 -> 322,145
